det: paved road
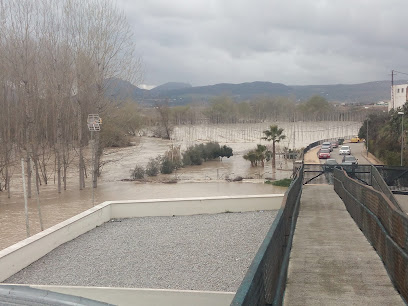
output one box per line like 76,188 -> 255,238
308,142 -> 408,214
284,185 -> 404,305
318,142 -> 408,214
319,142 -> 371,165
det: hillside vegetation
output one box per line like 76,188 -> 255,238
358,104 -> 408,166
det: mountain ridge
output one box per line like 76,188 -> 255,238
107,78 -> 404,105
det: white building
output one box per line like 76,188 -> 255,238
389,84 -> 408,111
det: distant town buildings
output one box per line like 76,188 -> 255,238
390,84 -> 408,111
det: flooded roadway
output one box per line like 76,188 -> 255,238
0,122 -> 360,250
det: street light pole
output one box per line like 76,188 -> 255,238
87,114 -> 102,206
366,119 -> 369,157
398,112 -> 404,166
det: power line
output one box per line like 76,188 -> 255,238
393,70 -> 408,76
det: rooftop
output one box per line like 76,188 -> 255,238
5,211 -> 277,292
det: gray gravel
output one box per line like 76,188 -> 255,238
4,211 -> 277,292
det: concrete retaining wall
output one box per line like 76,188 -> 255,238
0,194 -> 283,282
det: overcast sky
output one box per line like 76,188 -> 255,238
117,0 -> 408,88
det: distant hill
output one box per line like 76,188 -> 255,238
150,82 -> 192,95
105,78 -> 148,100
165,81 -> 290,98
106,79 -> 403,106
290,81 -> 402,103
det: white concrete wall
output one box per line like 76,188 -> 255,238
29,285 -> 235,306
0,195 -> 283,282
0,204 -> 111,281
390,84 -> 408,111
109,194 -> 284,218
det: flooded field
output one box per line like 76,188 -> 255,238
0,121 -> 360,250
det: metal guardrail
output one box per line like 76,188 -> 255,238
300,135 -> 357,156
371,166 -> 403,211
231,166 -> 304,306
375,165 -> 408,193
334,168 -> 408,303
302,164 -> 374,186
231,135 -> 363,305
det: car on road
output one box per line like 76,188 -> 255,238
341,155 -> 358,165
339,145 -> 351,155
318,148 -> 331,159
331,141 -> 339,148
321,142 -> 333,152
324,159 -> 338,171
351,136 -> 362,143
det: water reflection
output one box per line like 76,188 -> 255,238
0,181 -> 286,250
0,121 -> 359,250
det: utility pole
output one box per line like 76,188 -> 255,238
399,111 -> 404,166
366,119 -> 369,157
392,70 -> 395,109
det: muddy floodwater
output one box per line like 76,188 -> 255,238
0,121 -> 360,250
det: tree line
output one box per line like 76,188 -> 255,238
0,0 -> 140,197
150,95 -> 380,137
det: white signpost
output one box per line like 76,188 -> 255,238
87,114 -> 102,205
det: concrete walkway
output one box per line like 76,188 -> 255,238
284,185 -> 403,305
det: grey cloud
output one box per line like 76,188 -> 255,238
117,0 -> 408,87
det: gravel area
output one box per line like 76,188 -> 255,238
4,211 -> 277,292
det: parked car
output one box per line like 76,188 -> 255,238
318,148 -> 331,159
351,136 -> 361,143
331,141 -> 339,148
339,145 -> 351,155
341,155 -> 358,165
321,142 -> 333,152
324,159 -> 338,171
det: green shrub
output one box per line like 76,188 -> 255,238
268,178 -> 292,187
381,151 -> 400,166
146,157 -> 160,176
219,145 -> 233,159
160,156 -> 176,174
182,146 -> 203,165
202,142 -> 220,160
131,165 -> 145,179
182,142 -> 233,166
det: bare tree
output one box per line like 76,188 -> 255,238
154,100 -> 174,139
0,0 -> 142,196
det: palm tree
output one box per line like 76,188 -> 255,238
254,144 -> 269,167
243,151 -> 258,167
243,144 -> 271,167
262,125 -> 286,168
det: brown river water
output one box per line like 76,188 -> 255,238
0,122 -> 360,250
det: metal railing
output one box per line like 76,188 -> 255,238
371,166 -> 403,211
375,165 -> 408,193
231,166 -> 304,306
334,168 -> 408,303
231,135 -> 363,305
